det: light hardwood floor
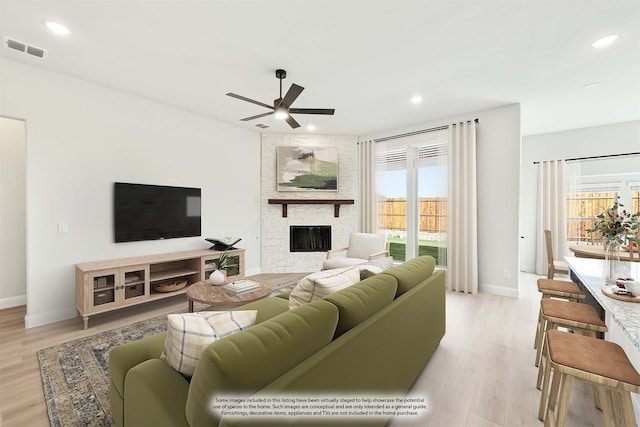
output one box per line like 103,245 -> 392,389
0,272 -> 607,427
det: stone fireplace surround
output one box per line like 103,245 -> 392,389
260,133 -> 359,273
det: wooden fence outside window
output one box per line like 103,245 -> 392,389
377,197 -> 448,233
566,192 -> 615,242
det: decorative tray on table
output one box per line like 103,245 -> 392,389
601,283 -> 640,303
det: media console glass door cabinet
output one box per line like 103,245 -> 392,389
75,249 -> 245,329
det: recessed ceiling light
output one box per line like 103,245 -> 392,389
411,95 -> 423,104
307,124 -> 316,131
591,34 -> 618,48
584,82 -> 600,89
44,21 -> 71,35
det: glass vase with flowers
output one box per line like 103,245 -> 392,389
587,197 -> 640,284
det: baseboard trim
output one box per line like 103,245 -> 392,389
25,307 -> 77,329
479,283 -> 519,298
0,294 -> 26,310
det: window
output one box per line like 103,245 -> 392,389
633,188 -> 640,215
566,191 -> 617,243
375,130 -> 448,266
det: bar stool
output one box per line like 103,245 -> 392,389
534,278 -> 585,351
535,298 -> 607,369
541,330 -> 640,427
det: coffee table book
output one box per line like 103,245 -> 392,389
223,280 -> 260,295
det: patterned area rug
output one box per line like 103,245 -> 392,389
37,275 -> 305,427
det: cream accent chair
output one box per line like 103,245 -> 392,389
322,232 -> 390,270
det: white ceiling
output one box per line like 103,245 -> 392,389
1,0 -> 639,137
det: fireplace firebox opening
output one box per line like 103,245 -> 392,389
290,226 -> 331,252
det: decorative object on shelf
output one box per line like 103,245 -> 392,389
153,280 -> 187,293
208,251 -> 237,286
277,146 -> 338,191
205,236 -> 241,250
208,270 -> 225,286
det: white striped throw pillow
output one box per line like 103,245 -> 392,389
288,266 -> 360,309
161,310 -> 257,377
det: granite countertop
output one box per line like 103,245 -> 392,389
565,256 -> 640,351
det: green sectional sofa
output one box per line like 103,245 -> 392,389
109,256 -> 446,427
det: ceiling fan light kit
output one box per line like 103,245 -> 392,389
226,69 -> 335,129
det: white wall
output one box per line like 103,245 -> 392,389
0,58 -> 262,328
0,117 -> 26,308
520,120 -> 640,272
363,104 -> 522,297
260,134 -> 359,272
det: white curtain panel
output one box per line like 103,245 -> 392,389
535,160 -> 568,276
358,140 -> 378,233
447,121 -> 478,293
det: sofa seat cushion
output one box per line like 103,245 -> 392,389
322,256 -> 368,270
161,311 -> 257,377
288,266 -> 360,309
324,274 -> 398,338
381,255 -> 436,297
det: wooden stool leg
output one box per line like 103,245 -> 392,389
535,306 -> 543,349
538,338 -> 552,420
556,373 -> 574,427
618,390 -> 636,426
600,388 -> 615,427
537,320 -> 556,368
545,367 -> 563,427
537,332 -> 549,390
592,385 -> 602,411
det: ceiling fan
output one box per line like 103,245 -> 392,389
226,69 -> 335,129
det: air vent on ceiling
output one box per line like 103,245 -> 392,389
3,36 -> 48,59
255,123 -> 269,129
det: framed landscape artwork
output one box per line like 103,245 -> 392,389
277,146 -> 338,192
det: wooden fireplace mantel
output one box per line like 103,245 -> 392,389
268,199 -> 355,218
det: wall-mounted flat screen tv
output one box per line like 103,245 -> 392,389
114,182 -> 201,243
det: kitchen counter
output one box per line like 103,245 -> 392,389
565,256 -> 640,350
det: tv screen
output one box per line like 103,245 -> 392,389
114,182 -> 201,243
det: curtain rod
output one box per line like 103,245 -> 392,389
532,151 -> 640,165
372,118 -> 478,143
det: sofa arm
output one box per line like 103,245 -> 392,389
124,359 -> 190,427
109,332 -> 167,426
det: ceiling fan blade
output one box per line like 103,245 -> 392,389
226,92 -> 273,110
284,114 -> 301,129
240,111 -> 274,121
289,108 -> 335,115
281,84 -> 304,107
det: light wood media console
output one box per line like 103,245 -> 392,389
75,248 -> 245,329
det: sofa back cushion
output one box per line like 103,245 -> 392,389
381,255 -> 436,297
346,232 -> 387,259
323,274 -> 397,338
185,299 -> 339,426
288,266 -> 360,309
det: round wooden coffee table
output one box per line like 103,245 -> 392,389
185,280 -> 272,312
